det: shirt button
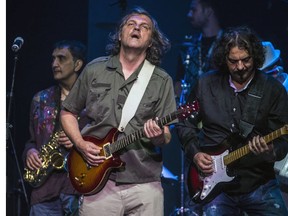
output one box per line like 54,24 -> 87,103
233,108 -> 236,112
232,123 -> 235,127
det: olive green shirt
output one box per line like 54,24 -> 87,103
62,55 -> 177,183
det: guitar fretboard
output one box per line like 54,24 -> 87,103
224,125 -> 288,165
109,105 -> 197,154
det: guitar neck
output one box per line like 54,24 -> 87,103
110,110 -> 180,154
224,125 -> 288,165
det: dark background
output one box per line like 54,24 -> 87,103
6,0 -> 288,215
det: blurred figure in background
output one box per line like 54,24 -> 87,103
174,0 -> 223,105
261,41 -> 288,206
260,41 -> 288,91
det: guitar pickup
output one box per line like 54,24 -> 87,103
103,143 -> 112,159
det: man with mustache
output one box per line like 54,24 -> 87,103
176,26 -> 288,215
23,40 -> 87,215
60,7 -> 176,216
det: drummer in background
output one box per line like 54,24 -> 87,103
261,41 -> 288,206
174,0 -> 224,105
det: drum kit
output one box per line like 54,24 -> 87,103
176,39 -> 200,106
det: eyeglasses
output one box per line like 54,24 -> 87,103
125,21 -> 151,32
227,56 -> 252,66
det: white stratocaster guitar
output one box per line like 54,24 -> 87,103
187,124 -> 288,203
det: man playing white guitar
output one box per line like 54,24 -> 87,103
176,26 -> 288,215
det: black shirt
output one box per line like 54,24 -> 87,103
176,70 -> 288,194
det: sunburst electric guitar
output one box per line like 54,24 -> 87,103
67,102 -> 199,195
187,124 -> 288,204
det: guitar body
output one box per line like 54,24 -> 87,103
187,133 -> 244,203
187,149 -> 235,203
186,124 -> 288,203
67,102 -> 200,195
67,128 -> 124,195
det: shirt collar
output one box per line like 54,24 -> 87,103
229,75 -> 254,93
106,55 -> 120,70
106,55 -> 145,82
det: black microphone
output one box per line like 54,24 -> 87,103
11,37 -> 24,52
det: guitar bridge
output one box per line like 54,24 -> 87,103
103,143 -> 112,159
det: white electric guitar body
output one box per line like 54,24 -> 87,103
198,150 -> 234,200
187,124 -> 288,203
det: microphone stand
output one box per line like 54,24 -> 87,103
7,51 -> 29,215
172,55 -> 191,216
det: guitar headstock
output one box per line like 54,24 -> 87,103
177,100 -> 199,121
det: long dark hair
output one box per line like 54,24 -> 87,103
106,7 -> 170,66
212,26 -> 265,71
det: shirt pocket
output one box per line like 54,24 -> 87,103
134,98 -> 159,124
87,82 -> 112,119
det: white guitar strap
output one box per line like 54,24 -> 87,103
118,60 -> 155,132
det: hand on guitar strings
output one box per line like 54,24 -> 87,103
26,148 -> 43,170
76,139 -> 106,167
144,117 -> 166,146
248,135 -> 276,162
193,152 -> 214,176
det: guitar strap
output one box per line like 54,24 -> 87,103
118,60 -> 155,132
239,73 -> 267,138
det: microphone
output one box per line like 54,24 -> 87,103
11,37 -> 24,52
